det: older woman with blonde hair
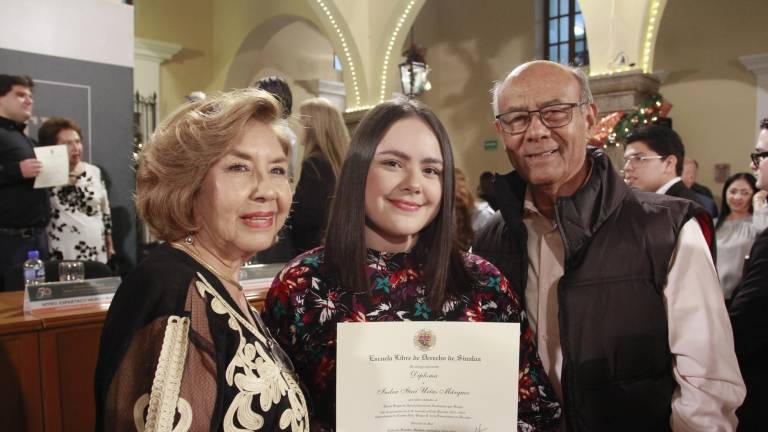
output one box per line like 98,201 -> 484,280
289,97 -> 349,252
94,89 -> 309,432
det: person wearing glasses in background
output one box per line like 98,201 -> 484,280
749,125 -> 768,233
473,60 -> 745,431
729,117 -> 768,431
623,125 -> 717,260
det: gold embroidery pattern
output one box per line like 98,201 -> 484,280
194,273 -> 309,432
140,316 -> 193,432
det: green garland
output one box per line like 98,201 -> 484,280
605,93 -> 665,146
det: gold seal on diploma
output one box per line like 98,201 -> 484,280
413,328 -> 436,351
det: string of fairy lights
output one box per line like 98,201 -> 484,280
591,93 -> 669,148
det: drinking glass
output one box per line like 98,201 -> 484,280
59,261 -> 85,282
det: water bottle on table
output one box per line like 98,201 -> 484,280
23,250 -> 46,287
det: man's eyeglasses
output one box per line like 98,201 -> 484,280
495,101 -> 588,135
750,151 -> 768,167
622,154 -> 665,168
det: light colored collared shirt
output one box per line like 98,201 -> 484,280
522,195 -> 565,402
753,204 -> 768,233
523,191 -> 746,431
656,176 -> 683,195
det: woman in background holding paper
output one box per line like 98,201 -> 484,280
94,90 -> 309,431
264,98 -> 561,430
38,117 -> 114,262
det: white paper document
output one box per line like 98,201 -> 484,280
337,321 -> 520,432
33,144 -> 68,188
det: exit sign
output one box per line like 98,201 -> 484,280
483,139 -> 498,150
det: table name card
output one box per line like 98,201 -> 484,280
24,277 -> 121,313
239,262 -> 284,294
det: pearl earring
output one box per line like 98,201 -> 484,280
185,233 -> 194,245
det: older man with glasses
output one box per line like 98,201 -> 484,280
729,116 -> 768,431
474,60 -> 744,431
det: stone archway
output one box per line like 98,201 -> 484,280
224,14 -> 341,107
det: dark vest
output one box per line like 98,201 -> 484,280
473,150 -> 702,431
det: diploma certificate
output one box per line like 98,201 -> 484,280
337,322 -> 519,432
33,144 -> 68,188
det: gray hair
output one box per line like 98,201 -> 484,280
491,62 -> 594,116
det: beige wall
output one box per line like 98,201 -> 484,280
227,20 -> 340,98
135,0 -> 327,119
134,0 -> 768,198
210,0 -> 323,91
134,0 -> 214,119
408,0 -> 536,189
655,0 -> 768,203
582,0 -> 662,75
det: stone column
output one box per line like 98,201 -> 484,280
134,37 -> 182,125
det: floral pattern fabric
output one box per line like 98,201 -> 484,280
47,162 -> 112,262
264,247 -> 561,431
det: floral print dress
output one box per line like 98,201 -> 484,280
264,247 -> 562,431
47,162 -> 112,262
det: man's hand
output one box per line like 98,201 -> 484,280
19,158 -> 43,178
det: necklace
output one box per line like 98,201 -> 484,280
171,242 -> 243,291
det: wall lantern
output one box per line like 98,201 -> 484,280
399,30 -> 431,98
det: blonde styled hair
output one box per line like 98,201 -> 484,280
136,88 -> 288,242
299,97 -> 349,179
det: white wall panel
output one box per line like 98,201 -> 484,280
0,0 -> 133,67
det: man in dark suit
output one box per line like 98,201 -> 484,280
729,116 -> 768,431
683,157 -> 714,198
0,74 -> 51,290
623,125 -> 716,257
682,157 -> 719,218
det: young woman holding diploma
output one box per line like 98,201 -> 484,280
264,98 -> 561,431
